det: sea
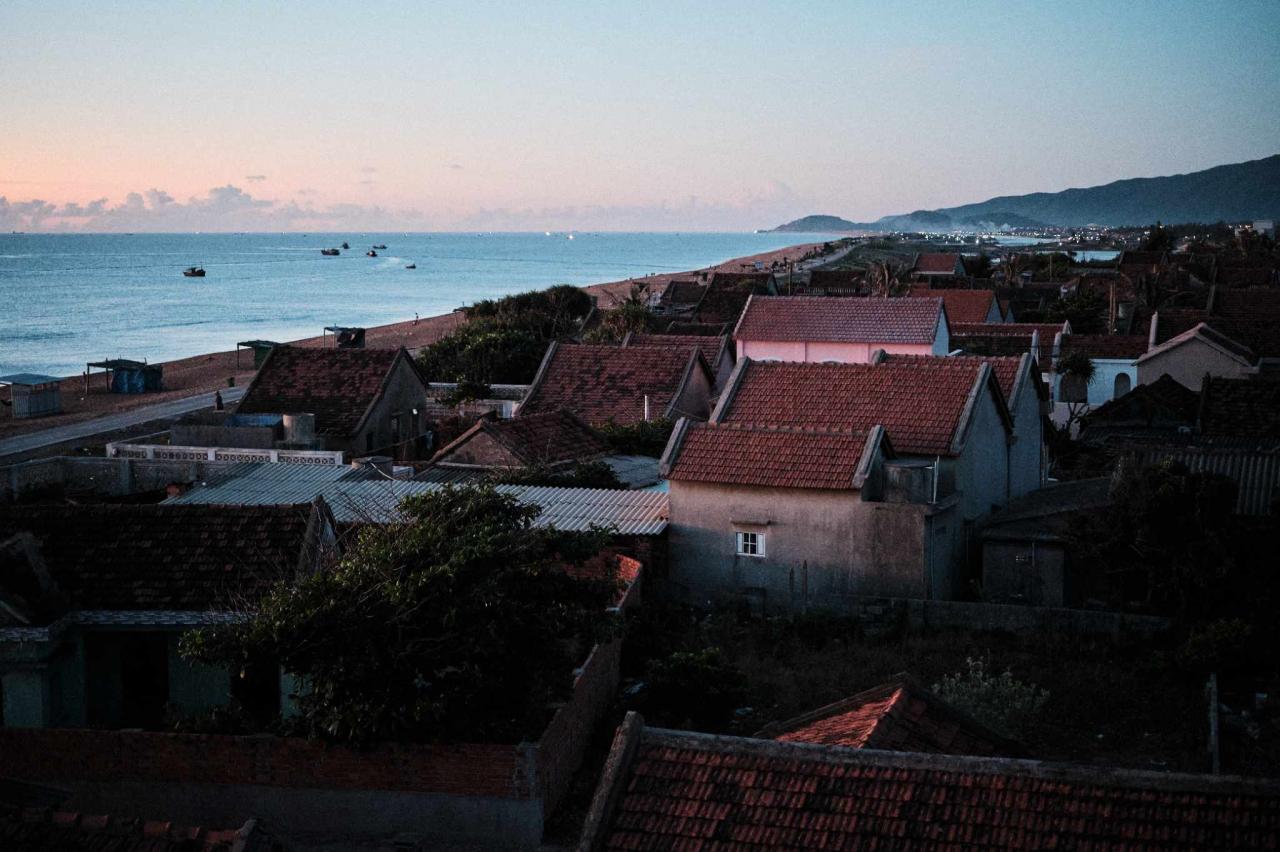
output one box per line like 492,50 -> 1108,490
0,232 -> 832,378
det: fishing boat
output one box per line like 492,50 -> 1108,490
183,266 -> 206,277
367,250 -> 378,257
321,248 -> 340,256
340,241 -> 350,249
405,263 -> 416,269
372,243 -> 388,250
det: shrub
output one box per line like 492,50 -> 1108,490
933,656 -> 1049,738
491,460 -> 625,490
643,647 -> 747,731
596,418 -> 675,457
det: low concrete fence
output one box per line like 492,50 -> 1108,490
105,442 -> 344,465
805,593 -> 1171,639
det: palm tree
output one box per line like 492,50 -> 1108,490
868,260 -> 904,298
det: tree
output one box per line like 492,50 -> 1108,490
1056,350 -> 1096,432
1046,288 -> 1107,334
1140,222 -> 1174,252
181,486 -> 617,745
933,657 -> 1048,739
867,260 -> 905,298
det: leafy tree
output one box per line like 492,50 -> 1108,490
1056,350 -> 1096,432
1046,288 -> 1107,334
181,485 -> 617,745
1141,222 -> 1174,252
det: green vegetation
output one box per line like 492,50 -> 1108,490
182,485 -> 616,745
491,460 -> 625,489
596,418 -> 675,457
1046,288 -> 1107,333
932,657 -> 1049,738
417,285 -> 594,385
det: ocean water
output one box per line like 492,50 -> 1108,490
0,232 -> 829,377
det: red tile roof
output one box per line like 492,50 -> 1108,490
666,422 -> 881,490
951,322 -> 1067,363
0,502 -> 325,617
625,333 -> 730,367
877,353 -> 1032,407
431,409 -> 608,468
734,296 -> 943,344
759,676 -> 1018,756
518,343 -> 709,427
1059,333 -> 1149,359
1,809 -> 277,852
717,360 -> 1000,456
1199,376 -> 1280,444
695,272 -> 773,326
911,252 -> 964,275
908,287 -> 998,323
582,714 -> 1280,851
237,346 -> 418,437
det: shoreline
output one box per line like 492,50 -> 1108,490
0,240 -> 827,441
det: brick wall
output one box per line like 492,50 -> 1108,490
0,728 -> 530,799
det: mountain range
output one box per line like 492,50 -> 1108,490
772,154 -> 1280,232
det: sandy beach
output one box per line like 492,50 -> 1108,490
0,241 -> 826,440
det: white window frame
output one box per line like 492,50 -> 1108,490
735,530 -> 766,558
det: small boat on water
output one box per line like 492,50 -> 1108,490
321,248 -> 340,256
183,266 -> 206,277
372,243 -> 388,250
367,250 -> 378,257
340,241 -> 350,249
405,263 -> 416,269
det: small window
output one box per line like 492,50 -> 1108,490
735,531 -> 765,557
1113,373 -> 1131,399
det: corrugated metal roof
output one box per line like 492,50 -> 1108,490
1126,447 -> 1280,515
166,463 -> 668,534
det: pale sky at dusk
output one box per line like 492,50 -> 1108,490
2,0 -> 1277,231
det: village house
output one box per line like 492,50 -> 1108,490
1137,321 -> 1259,389
876,351 -> 1047,497
652,279 -> 705,319
1138,288 -> 1280,389
621,331 -> 735,391
755,674 -> 1021,757
907,286 -> 1004,323
733,296 -> 950,363
660,358 -> 1014,609
0,500 -> 336,729
518,342 -> 714,427
235,345 -> 434,460
908,251 -> 966,280
430,409 -> 609,473
577,712 -> 1280,851
1054,333 -> 1149,412
693,271 -> 775,327
1077,374 -> 1200,446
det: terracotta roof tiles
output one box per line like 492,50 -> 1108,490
432,409 -> 608,468
583,715 -> 1280,851
236,346 -> 413,437
718,360 -> 993,456
625,333 -> 729,367
1059,333 -> 1149,360
518,343 -> 709,427
667,422 -> 878,490
907,287 -> 999,323
734,296 -> 943,344
912,252 -> 964,275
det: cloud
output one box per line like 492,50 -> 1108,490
245,174 -> 267,182
1,184 -> 435,232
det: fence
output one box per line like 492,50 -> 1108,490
105,442 -> 344,465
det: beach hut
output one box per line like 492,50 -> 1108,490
323,325 -> 366,349
0,373 -> 63,418
85,359 -> 164,394
236,339 -> 280,369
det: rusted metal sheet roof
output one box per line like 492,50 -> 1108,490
1126,446 -> 1280,515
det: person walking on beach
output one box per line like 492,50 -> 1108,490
214,390 -> 224,411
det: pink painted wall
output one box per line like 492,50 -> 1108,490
736,339 -> 935,364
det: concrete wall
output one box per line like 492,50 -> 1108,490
2,457 -> 210,503
1137,339 -> 1253,390
1052,358 -> 1137,408
951,387 -> 1012,522
671,362 -> 713,421
352,357 -> 433,458
167,633 -> 232,717
1008,380 -> 1046,498
169,423 -> 276,449
982,540 -> 1066,607
932,314 -> 951,355
666,481 -> 940,610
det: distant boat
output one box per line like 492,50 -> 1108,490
372,243 -> 388,250
405,263 -> 416,269
183,266 -> 206,277
341,241 -> 350,249
366,250 -> 378,257
321,248 -> 340,256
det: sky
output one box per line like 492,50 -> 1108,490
2,0 -> 1277,232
